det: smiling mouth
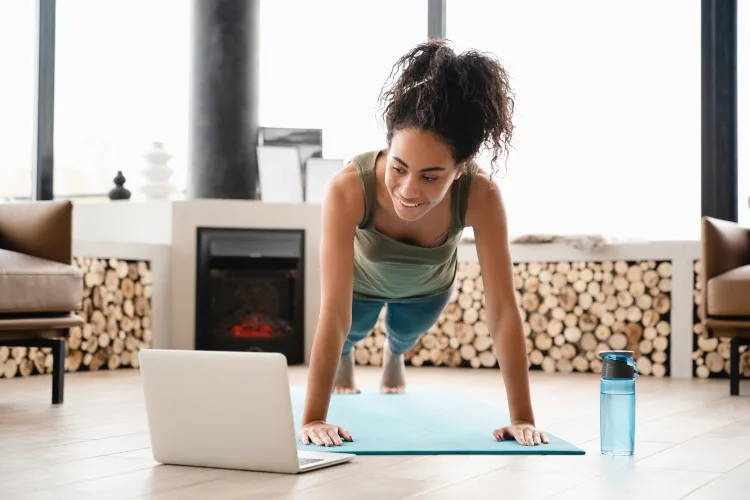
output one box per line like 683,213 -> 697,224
398,198 -> 424,209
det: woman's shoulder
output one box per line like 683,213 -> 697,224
321,148 -> 385,226
327,162 -> 361,200
328,148 -> 380,190
347,149 -> 384,175
464,169 -> 504,228
320,160 -> 366,224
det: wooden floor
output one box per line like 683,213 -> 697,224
1,366 -> 749,499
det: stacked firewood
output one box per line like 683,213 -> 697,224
692,260 -> 750,378
0,258 -> 153,378
354,259 -> 672,376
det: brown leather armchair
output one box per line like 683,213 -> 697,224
701,210 -> 750,396
0,201 -> 84,404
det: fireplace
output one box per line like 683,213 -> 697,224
195,227 -> 305,364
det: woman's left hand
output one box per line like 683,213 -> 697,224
493,421 -> 549,446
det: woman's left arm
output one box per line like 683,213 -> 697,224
466,173 -> 548,446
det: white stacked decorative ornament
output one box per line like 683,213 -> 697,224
140,142 -> 177,200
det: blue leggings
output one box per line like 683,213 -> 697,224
341,286 -> 454,356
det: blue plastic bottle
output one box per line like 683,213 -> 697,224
599,350 -> 638,455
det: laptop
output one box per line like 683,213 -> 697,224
138,348 -> 355,474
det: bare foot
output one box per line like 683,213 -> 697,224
380,340 -> 406,394
332,350 -> 360,394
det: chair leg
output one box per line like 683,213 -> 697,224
730,337 -> 740,396
51,338 -> 66,404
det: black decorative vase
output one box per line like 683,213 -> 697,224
108,171 -> 131,200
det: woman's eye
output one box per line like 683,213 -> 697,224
390,165 -> 436,181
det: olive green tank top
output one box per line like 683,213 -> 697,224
349,150 -> 474,300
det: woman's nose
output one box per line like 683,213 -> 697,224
400,176 -> 420,198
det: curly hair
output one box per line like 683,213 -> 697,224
378,39 -> 515,177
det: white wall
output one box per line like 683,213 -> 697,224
73,200 -> 173,245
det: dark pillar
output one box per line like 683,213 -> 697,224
189,0 -> 260,200
701,0 -> 737,221
428,0 -> 446,40
34,0 -> 56,201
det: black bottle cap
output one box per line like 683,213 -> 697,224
599,350 -> 635,379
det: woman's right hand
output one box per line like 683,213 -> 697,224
298,420 -> 353,447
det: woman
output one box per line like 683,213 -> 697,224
298,39 -> 548,448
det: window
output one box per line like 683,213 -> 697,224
447,0 -> 701,241
51,0 -> 426,199
259,0 -> 428,162
739,0 -> 750,227
54,0 -> 191,198
0,1 -> 36,201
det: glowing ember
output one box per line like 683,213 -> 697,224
232,312 -> 279,339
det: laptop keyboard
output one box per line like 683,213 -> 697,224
299,457 -> 324,466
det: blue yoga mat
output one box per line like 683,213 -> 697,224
290,386 -> 585,455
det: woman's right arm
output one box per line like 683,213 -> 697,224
299,165 -> 363,446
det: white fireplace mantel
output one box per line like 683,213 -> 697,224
73,199 -> 322,362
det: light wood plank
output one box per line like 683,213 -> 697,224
633,436 -> 750,473
0,365 -> 747,499
411,468 -> 594,499
683,459 -> 750,499
548,467 -> 721,500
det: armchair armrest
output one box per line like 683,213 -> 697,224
701,216 -> 750,319
0,201 -> 74,265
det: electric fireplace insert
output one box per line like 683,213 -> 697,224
195,227 -> 304,364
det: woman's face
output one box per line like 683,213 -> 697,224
384,128 -> 460,222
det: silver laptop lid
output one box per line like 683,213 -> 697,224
139,349 -> 300,473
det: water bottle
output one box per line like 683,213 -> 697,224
599,350 -> 638,455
